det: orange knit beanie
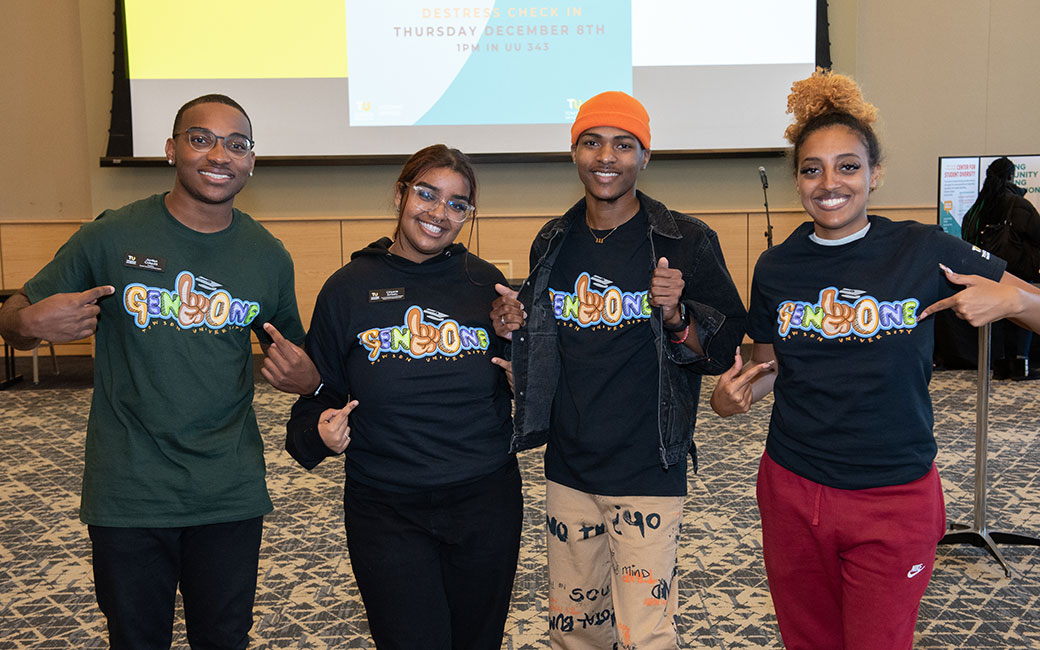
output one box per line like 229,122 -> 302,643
570,91 -> 651,149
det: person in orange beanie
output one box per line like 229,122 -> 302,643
492,90 -> 747,649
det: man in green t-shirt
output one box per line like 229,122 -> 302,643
0,94 -> 320,649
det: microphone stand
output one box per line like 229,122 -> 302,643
761,176 -> 774,249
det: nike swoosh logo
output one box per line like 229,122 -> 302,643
907,563 -> 925,578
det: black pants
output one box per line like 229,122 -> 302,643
344,459 -> 523,650
88,516 -> 263,650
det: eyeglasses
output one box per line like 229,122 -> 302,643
408,184 -> 474,223
174,127 -> 255,158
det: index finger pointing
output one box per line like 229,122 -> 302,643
81,285 -> 115,304
918,296 -> 955,320
263,322 -> 287,344
730,360 -> 776,391
938,263 -> 977,289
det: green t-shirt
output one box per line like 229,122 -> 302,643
24,194 -> 305,527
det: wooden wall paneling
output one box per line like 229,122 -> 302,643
340,219 -> 397,264
469,215 -> 550,282
5,341 -> 93,359
695,213 -> 750,305
0,223 -> 93,358
0,207 -> 943,357
0,223 -> 83,289
748,210 -> 810,276
51,342 -> 92,356
261,221 -> 343,329
5,341 -> 94,362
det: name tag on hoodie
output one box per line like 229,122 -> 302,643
369,287 -> 405,303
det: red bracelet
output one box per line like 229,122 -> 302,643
669,324 -> 690,345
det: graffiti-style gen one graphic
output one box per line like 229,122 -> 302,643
777,287 -> 919,339
358,306 -> 491,361
123,271 -> 260,330
552,273 -> 650,328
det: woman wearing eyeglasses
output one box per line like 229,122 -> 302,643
285,144 -> 522,650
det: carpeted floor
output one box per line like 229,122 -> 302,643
1,357 -> 1038,648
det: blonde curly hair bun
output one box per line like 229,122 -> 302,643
785,68 -> 878,145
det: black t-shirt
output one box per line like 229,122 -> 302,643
545,209 -> 687,496
748,216 -> 1006,489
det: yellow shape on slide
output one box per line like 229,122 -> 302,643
125,0 -> 348,79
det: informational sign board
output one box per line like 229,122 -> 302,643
938,155 -> 1040,237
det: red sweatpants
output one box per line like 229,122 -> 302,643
757,452 -> 947,650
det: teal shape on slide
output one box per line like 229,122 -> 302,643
417,1 -> 632,126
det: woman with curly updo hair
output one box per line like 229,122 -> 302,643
710,69 -> 1034,649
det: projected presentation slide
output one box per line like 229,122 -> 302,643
938,155 -> 1040,237
346,2 -> 631,127
122,0 -> 818,157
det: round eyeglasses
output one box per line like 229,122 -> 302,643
408,184 -> 474,223
174,127 -> 254,158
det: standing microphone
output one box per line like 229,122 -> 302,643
759,166 -> 774,248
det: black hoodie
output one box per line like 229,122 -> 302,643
286,238 -> 515,491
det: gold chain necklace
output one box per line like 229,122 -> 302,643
586,215 -> 621,244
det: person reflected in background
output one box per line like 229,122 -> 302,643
492,91 -> 746,650
0,94 -> 319,649
285,144 -> 521,650
959,156 -> 1040,378
710,69 -> 1036,650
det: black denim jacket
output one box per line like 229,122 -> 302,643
509,191 -> 747,470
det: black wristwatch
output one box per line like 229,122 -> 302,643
663,302 -> 689,332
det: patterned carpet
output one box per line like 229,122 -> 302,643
1,358 -> 1039,649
